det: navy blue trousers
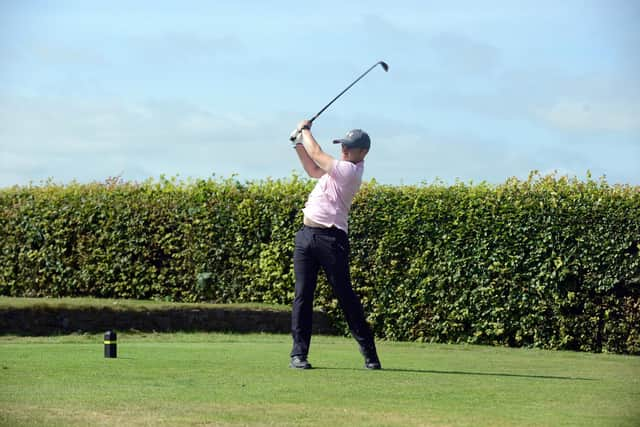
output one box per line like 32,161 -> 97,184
291,225 -> 376,357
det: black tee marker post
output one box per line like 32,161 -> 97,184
104,331 -> 117,358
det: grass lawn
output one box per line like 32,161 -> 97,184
0,333 -> 638,426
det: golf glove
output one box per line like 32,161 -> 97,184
290,128 -> 304,148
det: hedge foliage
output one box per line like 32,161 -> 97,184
1,173 -> 639,354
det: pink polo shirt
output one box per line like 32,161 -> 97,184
302,159 -> 364,233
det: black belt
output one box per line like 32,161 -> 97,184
303,224 -> 346,237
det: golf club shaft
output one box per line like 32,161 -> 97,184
310,61 -> 387,123
289,61 -> 388,141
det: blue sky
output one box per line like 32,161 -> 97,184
1,1 -> 638,187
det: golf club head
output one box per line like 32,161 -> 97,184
379,61 -> 389,72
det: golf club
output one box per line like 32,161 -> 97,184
289,60 -> 389,141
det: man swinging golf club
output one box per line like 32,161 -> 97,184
289,119 -> 381,370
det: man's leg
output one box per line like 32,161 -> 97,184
291,227 -> 319,359
316,231 -> 380,367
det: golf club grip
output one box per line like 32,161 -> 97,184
288,117 -> 316,141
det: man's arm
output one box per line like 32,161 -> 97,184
298,120 -> 335,173
294,143 -> 325,178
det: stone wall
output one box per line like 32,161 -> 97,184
0,306 -> 337,336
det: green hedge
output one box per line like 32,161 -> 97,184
1,173 -> 639,354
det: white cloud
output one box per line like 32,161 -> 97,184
427,32 -> 501,75
1,93 -> 638,188
537,99 -> 640,133
33,44 -> 108,66
0,96 -> 292,187
129,32 -> 246,66
177,110 -> 256,137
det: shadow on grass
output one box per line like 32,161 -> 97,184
314,366 -> 594,381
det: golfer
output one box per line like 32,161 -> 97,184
289,119 -> 381,370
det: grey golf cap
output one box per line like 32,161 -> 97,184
333,129 -> 371,149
